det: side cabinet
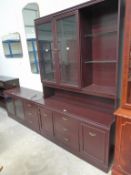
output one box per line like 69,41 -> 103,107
112,116 -> 131,175
39,107 -> 54,137
80,123 -> 111,171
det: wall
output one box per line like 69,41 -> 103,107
0,0 -> 89,91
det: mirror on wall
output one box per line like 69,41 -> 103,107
22,3 -> 40,74
2,33 -> 23,58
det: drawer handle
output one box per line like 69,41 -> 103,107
89,132 -> 96,137
62,117 -> 68,121
29,120 -> 33,124
43,114 -> 47,117
63,109 -> 67,112
63,128 -> 68,132
64,138 -> 69,142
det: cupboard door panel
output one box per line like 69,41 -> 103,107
37,22 -> 55,82
14,98 -> 24,121
24,101 -> 39,132
80,123 -> 106,162
39,108 -> 53,137
118,119 -> 131,174
56,15 -> 79,86
6,96 -> 15,116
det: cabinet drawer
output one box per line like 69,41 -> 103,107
39,107 -> 54,137
24,101 -> 39,132
54,129 -> 79,151
53,112 -> 79,132
24,101 -> 38,116
80,123 -> 106,162
53,112 -> 79,151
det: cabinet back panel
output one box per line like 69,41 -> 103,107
93,64 -> 116,87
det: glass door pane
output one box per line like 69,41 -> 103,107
56,15 -> 78,86
37,22 -> 55,82
14,99 -> 25,120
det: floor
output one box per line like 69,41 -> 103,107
0,107 -> 111,175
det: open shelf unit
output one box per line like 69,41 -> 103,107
80,0 -> 118,99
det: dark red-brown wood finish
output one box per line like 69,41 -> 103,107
112,0 -> 131,175
5,87 -> 115,172
5,0 -> 129,173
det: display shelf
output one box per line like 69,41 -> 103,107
84,29 -> 117,38
84,60 -> 117,64
82,84 -> 116,99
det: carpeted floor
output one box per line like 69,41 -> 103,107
0,107 -> 111,175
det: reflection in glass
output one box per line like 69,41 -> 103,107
127,44 -> 131,103
22,3 -> 40,74
2,33 -> 23,58
37,23 -> 55,81
57,15 -> 78,85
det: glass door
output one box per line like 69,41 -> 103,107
37,21 -> 55,82
56,14 -> 79,87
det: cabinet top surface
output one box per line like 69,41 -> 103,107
0,75 -> 19,82
5,87 -> 114,128
114,107 -> 131,119
5,87 -> 43,102
35,0 -> 108,23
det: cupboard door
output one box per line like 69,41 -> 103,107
6,96 -> 15,116
56,14 -> 79,86
115,117 -> 131,174
14,98 -> 24,121
37,22 -> 55,82
39,108 -> 53,137
24,101 -> 40,132
80,123 -> 106,163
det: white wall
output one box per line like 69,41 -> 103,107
0,0 -> 89,91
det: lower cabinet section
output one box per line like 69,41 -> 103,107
5,93 -> 114,172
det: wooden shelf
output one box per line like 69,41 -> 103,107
84,60 -> 117,64
85,29 -> 117,38
82,84 -> 116,99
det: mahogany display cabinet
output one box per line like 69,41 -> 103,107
5,0 -> 129,173
112,0 -> 131,175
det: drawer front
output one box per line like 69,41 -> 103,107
24,101 -> 39,132
53,112 -> 79,151
53,112 -> 79,132
24,101 -> 38,116
39,107 -> 54,137
54,130 -> 79,151
80,123 -> 106,162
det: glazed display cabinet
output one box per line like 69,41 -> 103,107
5,0 -> 131,173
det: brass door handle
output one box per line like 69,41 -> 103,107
64,138 -> 69,142
62,117 -> 68,121
89,132 -> 96,137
